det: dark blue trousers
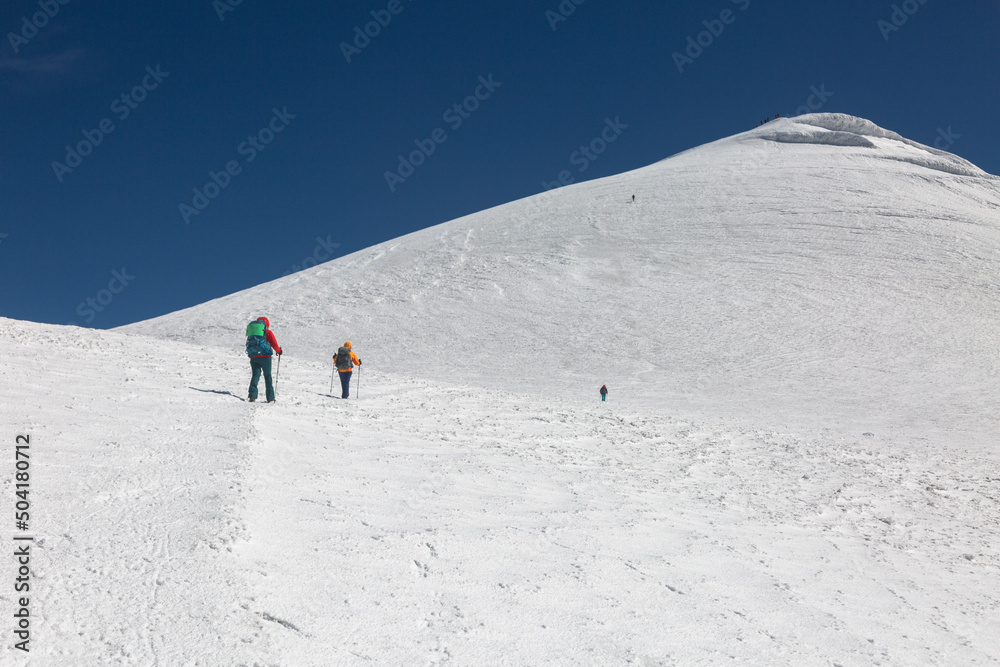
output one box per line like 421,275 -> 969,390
339,370 -> 352,399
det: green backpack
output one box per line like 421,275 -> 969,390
245,321 -> 273,357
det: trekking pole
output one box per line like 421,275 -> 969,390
329,364 -> 336,395
275,354 -> 281,391
357,365 -> 361,400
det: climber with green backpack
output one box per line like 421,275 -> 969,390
246,316 -> 282,403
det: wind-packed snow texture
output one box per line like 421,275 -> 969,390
2,114 -> 999,665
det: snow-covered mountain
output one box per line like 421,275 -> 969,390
3,114 -> 999,665
125,113 -> 1000,449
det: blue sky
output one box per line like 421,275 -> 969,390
1,0 -> 997,328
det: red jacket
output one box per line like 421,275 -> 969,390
252,317 -> 282,358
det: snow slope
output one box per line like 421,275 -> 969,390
3,114 -> 999,665
124,113 -> 1000,450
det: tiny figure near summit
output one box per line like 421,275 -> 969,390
600,385 -> 608,402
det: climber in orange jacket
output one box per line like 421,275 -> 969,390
333,342 -> 361,399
